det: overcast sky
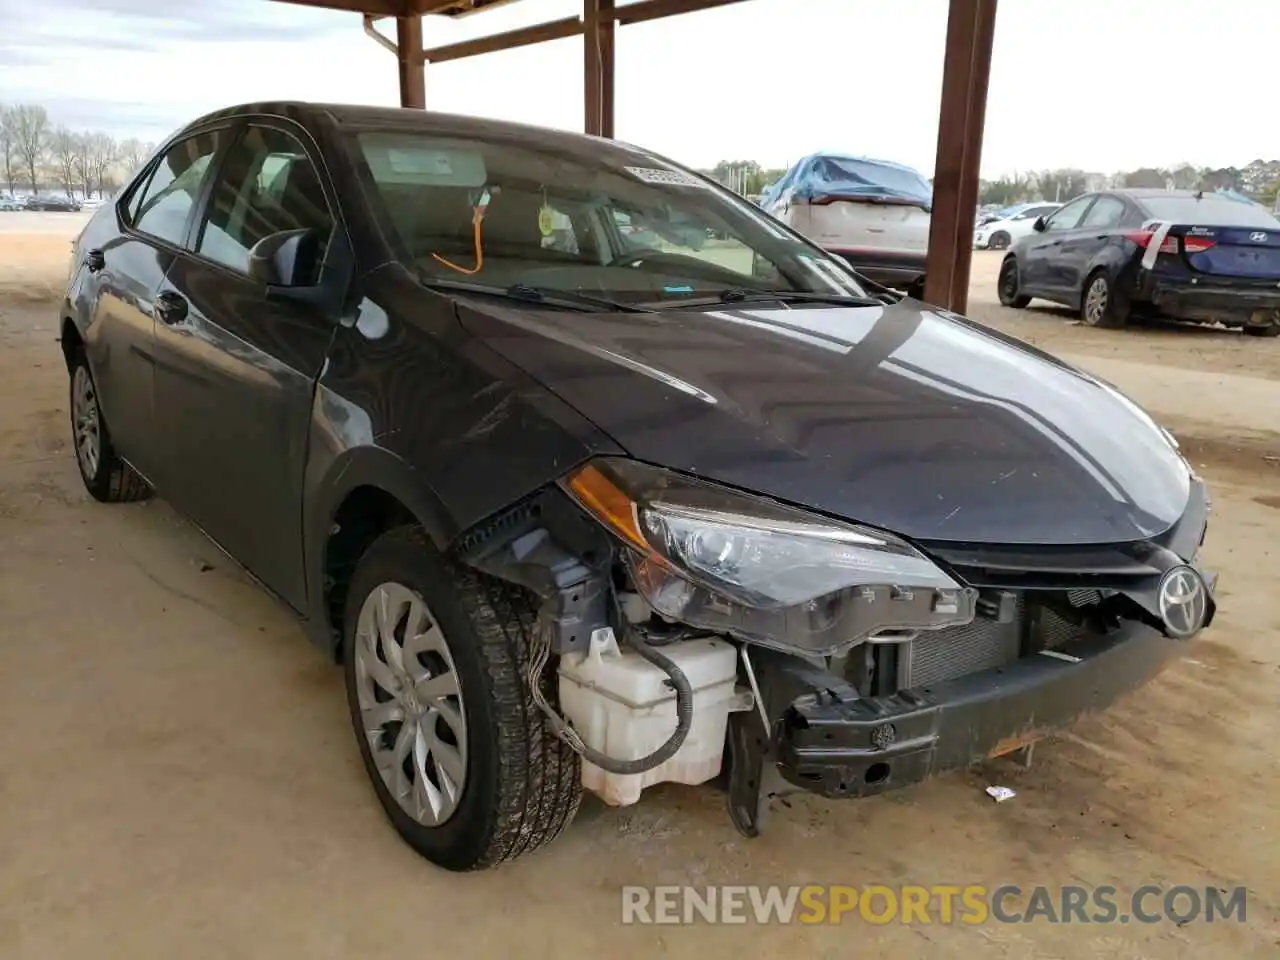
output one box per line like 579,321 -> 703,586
1,0 -> 1276,177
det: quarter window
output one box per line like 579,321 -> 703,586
196,126 -> 334,283
131,131 -> 223,246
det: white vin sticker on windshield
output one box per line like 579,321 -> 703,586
624,166 -> 711,188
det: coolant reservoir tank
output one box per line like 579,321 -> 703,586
558,628 -> 743,807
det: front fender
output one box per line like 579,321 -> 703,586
300,385 -> 458,653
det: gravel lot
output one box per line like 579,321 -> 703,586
1,214 -> 1277,958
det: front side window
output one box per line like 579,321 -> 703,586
196,126 -> 334,283
131,131 -> 223,246
349,130 -> 866,304
1043,196 -> 1093,232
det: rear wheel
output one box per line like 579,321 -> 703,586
342,526 -> 582,871
997,257 -> 1031,308
988,230 -> 1011,250
68,352 -> 152,503
1243,310 -> 1280,337
1081,269 -> 1128,329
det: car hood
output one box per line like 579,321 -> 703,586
457,298 -> 1193,545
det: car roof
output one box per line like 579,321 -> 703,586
1111,188 -> 1200,199
180,100 -> 635,157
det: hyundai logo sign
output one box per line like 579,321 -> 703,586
1250,231 -> 1269,242
1157,565 -> 1209,639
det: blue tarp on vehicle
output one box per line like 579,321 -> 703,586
759,152 -> 934,211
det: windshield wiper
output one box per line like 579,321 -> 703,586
422,278 -> 654,313
661,288 -> 885,309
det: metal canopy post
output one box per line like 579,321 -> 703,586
396,14 -> 426,107
584,0 -> 616,137
923,0 -> 997,313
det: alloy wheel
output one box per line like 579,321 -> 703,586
354,582 -> 468,827
72,365 -> 101,480
1084,276 -> 1109,325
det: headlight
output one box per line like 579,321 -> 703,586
563,458 -> 976,656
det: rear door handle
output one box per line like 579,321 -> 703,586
85,248 -> 105,272
155,291 -> 188,325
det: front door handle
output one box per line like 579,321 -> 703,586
85,248 -> 105,273
155,291 -> 188,325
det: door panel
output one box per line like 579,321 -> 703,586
1023,195 -> 1095,297
1060,195 -> 1126,295
82,129 -> 225,479
82,238 -> 173,479
152,262 -> 334,607
151,122 -> 339,610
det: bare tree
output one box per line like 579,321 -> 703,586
49,126 -> 81,199
118,138 -> 154,180
0,106 -> 17,197
12,104 -> 50,194
85,132 -> 118,198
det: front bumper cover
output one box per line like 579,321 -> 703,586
725,568 -> 1215,835
772,618 -> 1179,799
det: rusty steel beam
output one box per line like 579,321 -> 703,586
273,0 -> 409,15
396,15 -> 427,107
423,15 -> 583,63
584,0 -> 616,137
923,0 -> 998,314
614,0 -> 747,26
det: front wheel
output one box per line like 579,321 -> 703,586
342,526 -> 582,871
988,230 -> 1011,250
997,258 -> 1031,308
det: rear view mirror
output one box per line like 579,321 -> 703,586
1033,216 -> 1047,232
248,228 -> 319,288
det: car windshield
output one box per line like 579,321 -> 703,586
349,129 -> 869,305
1140,195 -> 1280,228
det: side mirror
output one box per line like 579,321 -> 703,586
1033,216 -> 1047,232
248,228 -> 319,288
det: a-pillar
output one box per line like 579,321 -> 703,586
923,0 -> 998,313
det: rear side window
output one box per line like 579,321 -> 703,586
1080,196 -> 1125,229
1140,195 -> 1280,227
131,131 -> 223,246
196,126 -> 334,283
1043,196 -> 1093,231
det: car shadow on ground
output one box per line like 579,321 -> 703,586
1024,302 -> 1248,340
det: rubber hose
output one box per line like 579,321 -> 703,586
552,630 -> 695,776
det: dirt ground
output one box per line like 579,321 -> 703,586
1,217 -> 1277,959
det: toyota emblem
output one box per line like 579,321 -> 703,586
1250,231 -> 1269,242
1157,565 -> 1208,639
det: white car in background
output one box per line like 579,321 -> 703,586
760,152 -> 933,296
973,201 -> 1061,250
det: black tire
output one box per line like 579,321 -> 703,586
68,351 -> 152,503
997,257 -> 1031,308
988,230 -> 1011,250
342,526 -> 582,871
1080,268 -> 1128,329
1243,317 -> 1280,337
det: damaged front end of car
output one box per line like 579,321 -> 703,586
456,455 -> 1217,837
